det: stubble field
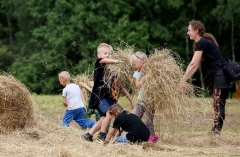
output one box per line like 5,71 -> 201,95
0,95 -> 239,157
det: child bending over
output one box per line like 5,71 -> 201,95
104,103 -> 150,145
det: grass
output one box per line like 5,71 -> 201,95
0,95 -> 240,157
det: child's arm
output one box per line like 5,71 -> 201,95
112,128 -> 123,144
99,58 -> 122,64
80,89 -> 87,113
113,77 -> 134,109
135,75 -> 147,89
80,89 -> 85,104
104,128 -> 117,145
62,97 -> 68,107
79,82 -> 92,92
121,87 -> 134,110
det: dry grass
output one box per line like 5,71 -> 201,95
107,45 -> 204,118
139,48 -> 198,115
106,44 -> 136,93
0,72 -> 34,133
73,74 -> 92,101
0,95 -> 239,157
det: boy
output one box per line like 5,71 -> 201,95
81,76 -> 133,122
58,71 -> 95,129
104,103 -> 150,144
81,43 -> 133,142
131,51 -> 158,143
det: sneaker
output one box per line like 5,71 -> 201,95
96,132 -> 107,143
81,133 -> 93,142
148,134 -> 158,143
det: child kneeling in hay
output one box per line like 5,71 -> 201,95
103,103 -> 150,145
58,71 -> 95,129
131,51 -> 158,143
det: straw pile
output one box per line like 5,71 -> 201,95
106,44 -> 136,94
106,45 -> 199,115
0,72 -> 34,133
140,48 -> 196,114
73,74 -> 92,101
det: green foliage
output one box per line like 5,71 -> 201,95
0,0 -> 239,94
0,43 -> 13,71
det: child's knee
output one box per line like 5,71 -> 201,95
98,117 -> 104,123
106,111 -> 111,116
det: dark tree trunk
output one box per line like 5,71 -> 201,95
6,15 -> 13,47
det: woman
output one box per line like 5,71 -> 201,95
182,20 -> 231,134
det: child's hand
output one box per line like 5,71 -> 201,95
112,136 -> 119,144
130,103 -> 134,110
84,107 -> 87,114
79,82 -> 87,87
63,102 -> 68,107
63,104 -> 68,107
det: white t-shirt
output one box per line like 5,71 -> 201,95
62,83 -> 84,110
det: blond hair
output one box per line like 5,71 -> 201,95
132,51 -> 148,62
109,103 -> 124,117
97,43 -> 113,54
58,71 -> 71,81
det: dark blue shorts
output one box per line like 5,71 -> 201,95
98,98 -> 117,117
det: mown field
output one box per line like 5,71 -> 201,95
0,95 -> 240,157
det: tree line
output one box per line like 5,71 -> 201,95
0,0 -> 239,94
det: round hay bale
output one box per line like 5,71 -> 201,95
0,73 -> 34,133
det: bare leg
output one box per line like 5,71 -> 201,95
89,116 -> 104,135
100,111 -> 111,133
